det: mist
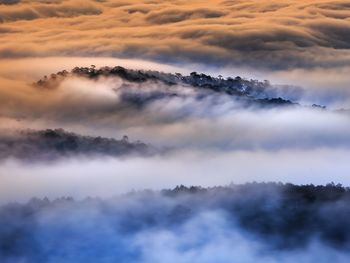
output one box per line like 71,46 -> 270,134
1,183 -> 350,263
2,0 -> 350,261
1,65 -> 350,152
0,44 -> 348,263
1,147 -> 349,203
0,62 -> 348,262
0,64 -> 349,203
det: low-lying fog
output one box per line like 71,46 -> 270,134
0,59 -> 349,203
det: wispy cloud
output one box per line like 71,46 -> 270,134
1,66 -> 349,152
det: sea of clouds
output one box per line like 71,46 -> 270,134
0,60 -> 350,262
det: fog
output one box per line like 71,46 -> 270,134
1,183 -> 350,263
0,63 -> 349,202
1,66 -> 350,152
2,0 -> 350,260
0,147 -> 349,203
0,60 -> 350,262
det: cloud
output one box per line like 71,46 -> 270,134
1,3 -> 350,260
0,0 -> 350,71
145,8 -> 226,24
0,63 -> 349,202
1,65 -> 350,153
0,0 -> 20,5
0,0 -> 101,22
0,183 -> 350,262
1,147 -> 350,202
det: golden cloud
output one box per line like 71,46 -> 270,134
0,0 -> 349,70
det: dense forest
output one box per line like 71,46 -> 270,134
0,129 -> 152,161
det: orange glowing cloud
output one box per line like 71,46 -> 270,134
0,0 -> 349,70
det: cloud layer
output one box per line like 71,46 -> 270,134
0,3 -> 350,261
0,64 -> 349,263
1,66 -> 349,152
0,66 -> 349,199
1,183 -> 350,263
0,0 -> 350,71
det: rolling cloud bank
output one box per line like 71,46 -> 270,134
1,0 -> 350,71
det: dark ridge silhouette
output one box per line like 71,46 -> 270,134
34,66 -> 299,108
0,129 -> 154,161
162,182 -> 350,249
